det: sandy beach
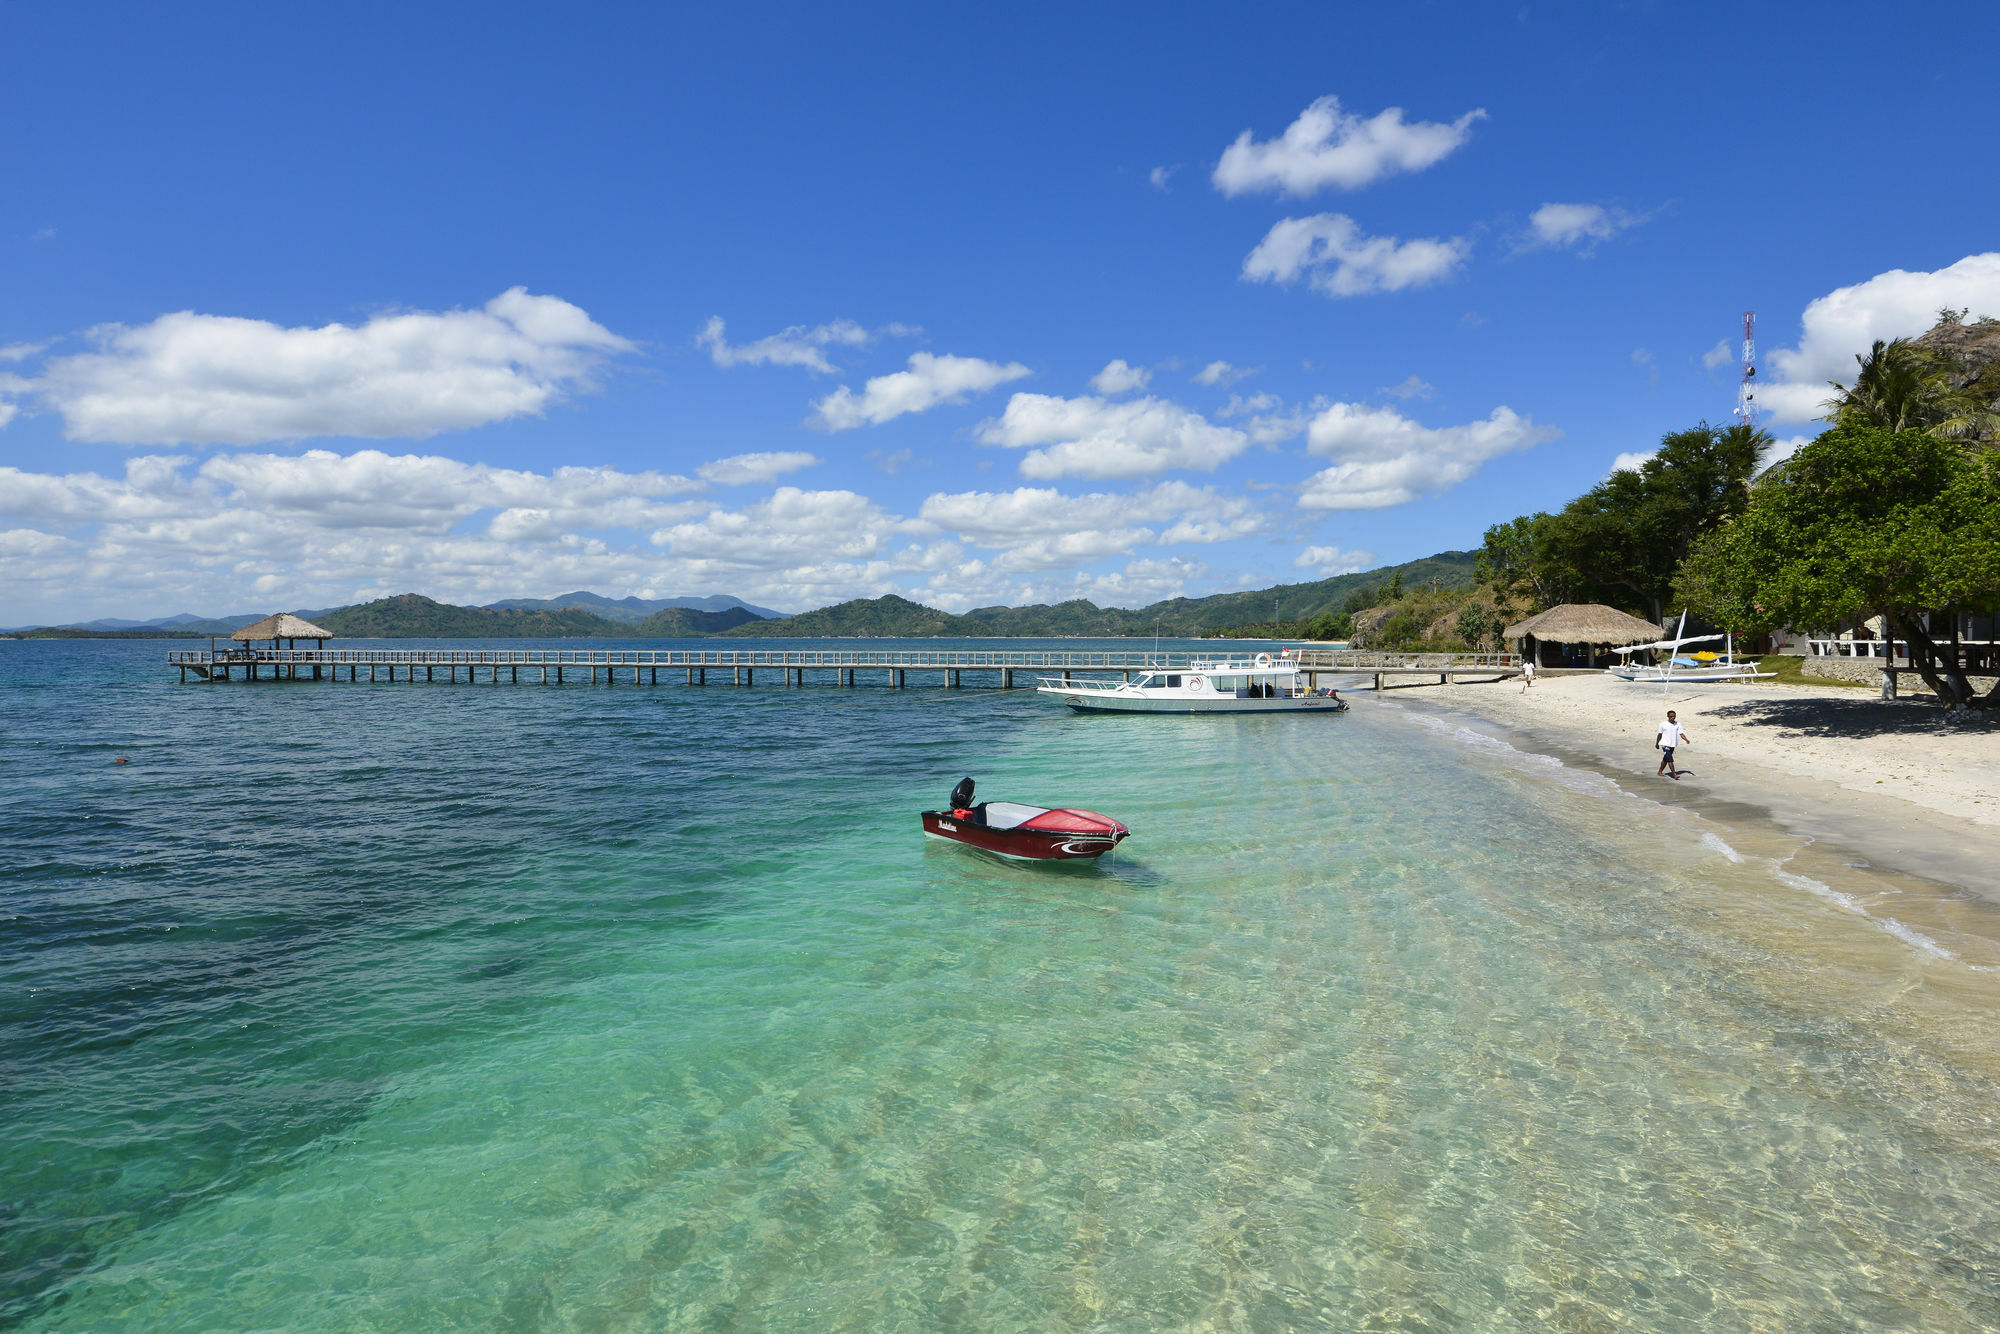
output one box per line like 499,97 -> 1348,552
1397,670 -> 2000,894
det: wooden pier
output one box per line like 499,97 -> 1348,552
165,646 -> 1522,690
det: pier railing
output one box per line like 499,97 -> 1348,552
167,646 -> 1523,670
167,645 -> 1524,689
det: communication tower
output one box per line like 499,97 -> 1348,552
1733,311 -> 1759,427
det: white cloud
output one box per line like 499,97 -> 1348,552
696,316 -> 869,373
31,289 -> 633,447
0,528 -> 75,558
1702,339 -> 1735,371
978,393 -> 1250,480
1215,391 -> 1281,417
1193,360 -> 1256,387
1057,557 -> 1210,607
1525,202 -> 1643,251
695,451 -> 819,486
918,480 -> 1260,571
1212,95 -> 1485,197
0,448 -> 1278,624
1760,253 -> 2000,422
199,449 -> 704,531
1757,435 -> 1810,474
1379,375 -> 1435,401
651,487 -> 900,563
1608,450 -> 1655,477
1148,165 -> 1179,192
0,342 -> 47,362
1299,403 -> 1559,510
1212,390 -> 1311,444
1089,359 -> 1152,395
1294,544 -> 1375,575
0,450 -> 890,622
811,352 -> 1030,431
1243,214 -> 1469,298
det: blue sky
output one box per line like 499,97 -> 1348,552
4,2 -> 1999,621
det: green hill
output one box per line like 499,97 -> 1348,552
316,594 -> 759,638
719,594 -> 959,638
630,605 -> 763,635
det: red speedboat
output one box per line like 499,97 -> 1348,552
921,777 -> 1130,861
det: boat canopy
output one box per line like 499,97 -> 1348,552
1610,633 -> 1725,656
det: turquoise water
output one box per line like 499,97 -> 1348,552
6,638 -> 2000,1331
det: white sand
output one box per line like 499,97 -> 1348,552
1392,671 -> 2000,891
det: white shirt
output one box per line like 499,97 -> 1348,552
1658,721 -> 1685,747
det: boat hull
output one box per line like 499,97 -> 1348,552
920,810 -> 1128,860
1605,667 -> 1772,683
1037,688 -> 1348,714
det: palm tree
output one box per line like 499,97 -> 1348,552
1821,337 -> 2000,440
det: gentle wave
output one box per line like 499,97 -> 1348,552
1399,703 -> 1961,967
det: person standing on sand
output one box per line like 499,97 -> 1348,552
1656,710 -> 1688,779
1520,658 -> 1535,692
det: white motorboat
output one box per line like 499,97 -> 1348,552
1037,652 -> 1349,714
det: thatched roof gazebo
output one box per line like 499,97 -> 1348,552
232,612 -> 333,648
1504,604 -> 1661,668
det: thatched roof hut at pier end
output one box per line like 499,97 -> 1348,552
1504,604 -> 1662,668
231,612 -> 333,650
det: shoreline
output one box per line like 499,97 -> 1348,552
1385,672 -> 2000,898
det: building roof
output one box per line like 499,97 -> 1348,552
232,612 -> 333,641
1502,603 -> 1662,645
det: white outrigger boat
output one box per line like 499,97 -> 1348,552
1037,652 -> 1348,714
1606,614 -> 1774,685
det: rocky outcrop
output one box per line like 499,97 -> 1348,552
1347,606 -> 1395,648
1912,316 -> 2000,444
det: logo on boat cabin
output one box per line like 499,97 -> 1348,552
938,820 -> 956,831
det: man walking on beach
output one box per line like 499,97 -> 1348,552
1656,710 -> 1688,779
1520,658 -> 1535,692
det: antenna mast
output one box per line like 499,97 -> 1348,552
1733,310 -> 1759,427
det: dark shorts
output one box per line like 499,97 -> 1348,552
1660,746 -> 1676,762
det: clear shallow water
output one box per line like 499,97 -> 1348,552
5,638 -> 2000,1332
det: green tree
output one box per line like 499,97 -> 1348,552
1483,422 -> 1770,623
1476,514 -> 1578,612
1676,427 -> 2000,708
1821,337 -> 2000,441
1454,603 -> 1498,651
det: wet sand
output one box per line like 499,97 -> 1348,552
1393,671 -> 2000,896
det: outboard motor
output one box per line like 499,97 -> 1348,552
949,776 -> 975,810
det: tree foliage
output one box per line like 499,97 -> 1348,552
1820,336 -> 2000,441
1676,427 -> 2000,707
1479,422 -> 1770,621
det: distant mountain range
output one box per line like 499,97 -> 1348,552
2,556 -> 1474,639
314,594 -> 764,638
483,590 -> 786,621
0,611 -> 276,636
